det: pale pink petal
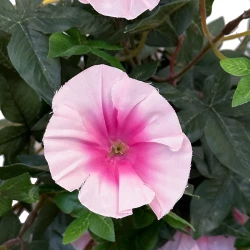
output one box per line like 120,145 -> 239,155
158,231 -> 199,250
125,135 -> 192,219
78,172 -> 132,219
44,106 -> 105,191
233,208 -> 249,225
71,231 -> 92,250
197,236 -> 236,250
78,0 -> 160,19
112,77 -> 184,151
52,65 -> 126,145
118,160 -> 155,212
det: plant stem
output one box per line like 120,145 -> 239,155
151,8 -> 250,83
200,0 -> 226,60
169,34 -> 184,86
19,196 -> 46,238
118,31 -> 149,61
223,30 -> 250,41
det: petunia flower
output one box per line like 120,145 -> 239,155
71,231 -> 93,250
78,0 -> 160,20
43,64 -> 192,219
159,231 -> 236,250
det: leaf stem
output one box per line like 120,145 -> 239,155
223,30 -> 250,41
151,8 -> 250,83
18,196 -> 46,238
118,31 -> 149,61
200,0 -> 226,60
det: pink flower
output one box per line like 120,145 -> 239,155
79,0 -> 160,19
159,231 -> 236,250
71,231 -> 92,250
233,208 -> 249,225
44,65 -> 192,219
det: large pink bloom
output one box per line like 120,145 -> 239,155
79,0 -> 160,19
43,65 -> 192,219
159,231 -> 236,250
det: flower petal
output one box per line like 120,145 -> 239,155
126,134 -> 192,219
197,236 -> 236,250
52,65 -> 126,145
44,106 -> 104,191
118,160 -> 155,212
78,0 -> 160,19
112,78 -> 183,151
79,171 -> 132,218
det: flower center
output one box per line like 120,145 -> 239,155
109,139 -> 129,157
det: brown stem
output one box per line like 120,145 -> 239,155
151,8 -> 250,83
169,34 -> 184,86
18,196 -> 46,238
2,237 -> 24,250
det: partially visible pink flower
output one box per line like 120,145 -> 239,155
79,0 -> 160,19
233,208 -> 249,225
44,65 -> 192,219
71,231 -> 92,250
159,231 -> 236,250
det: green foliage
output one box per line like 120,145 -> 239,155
220,57 -> 250,106
49,28 -> 124,70
0,0 -> 250,249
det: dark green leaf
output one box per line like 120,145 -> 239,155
164,211 -> 195,231
0,125 -> 28,156
190,170 -> 235,238
0,163 -> 49,180
0,197 -> 11,217
132,206 -> 156,229
125,0 -> 190,33
129,62 -> 159,81
0,173 -> 39,203
205,116 -> 250,178
89,213 -> 115,242
0,77 -> 41,127
7,26 -> 61,104
0,211 -> 21,245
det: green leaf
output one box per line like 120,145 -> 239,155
0,77 -> 41,127
129,62 -> 159,81
63,210 -> 91,244
0,125 -> 28,156
53,191 -> 85,216
0,31 -> 12,69
0,211 -> 21,245
0,197 -> 11,217
90,48 -> 124,71
132,206 -> 156,229
7,26 -> 60,104
205,116 -> 250,178
0,173 -> 39,203
220,57 -> 250,76
48,29 -> 123,70
190,170 -> 235,238
89,213 -> 115,242
232,76 -> 250,107
0,163 -> 49,180
164,212 -> 195,231
32,202 -> 60,240
125,0 -> 190,33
